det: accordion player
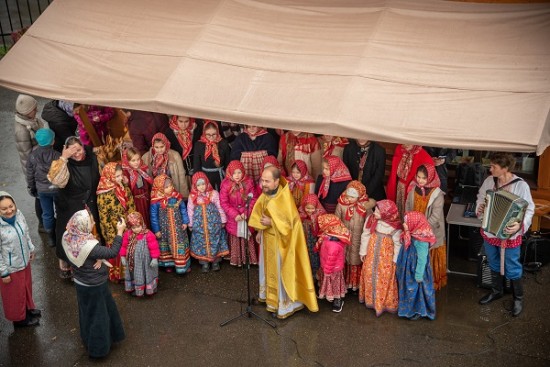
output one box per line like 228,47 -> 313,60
481,190 -> 528,240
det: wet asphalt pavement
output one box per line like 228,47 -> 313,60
0,87 -> 549,367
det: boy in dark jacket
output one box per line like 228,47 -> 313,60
26,128 -> 61,247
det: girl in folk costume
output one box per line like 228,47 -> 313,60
278,130 -> 323,180
150,174 -> 191,274
298,194 -> 326,278
405,164 -> 447,290
316,214 -> 351,313
396,211 -> 437,321
121,147 -> 154,228
96,162 -> 136,283
168,115 -> 202,178
142,132 -> 189,199
386,144 -> 432,217
287,159 -> 315,208
335,181 -> 376,292
358,200 -> 402,316
187,172 -> 229,273
315,155 -> 352,214
120,212 -> 160,297
318,135 -> 348,161
193,120 -> 231,191
220,161 -> 258,267
230,125 -> 278,183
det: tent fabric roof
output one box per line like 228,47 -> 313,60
1,0 -> 549,154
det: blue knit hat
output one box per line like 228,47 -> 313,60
35,128 -> 55,147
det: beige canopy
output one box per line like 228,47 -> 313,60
0,0 -> 549,154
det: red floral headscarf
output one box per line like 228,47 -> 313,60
189,171 -> 214,205
408,162 -> 441,196
245,125 -> 268,138
96,162 -> 129,210
320,136 -> 349,158
402,211 -> 437,249
262,155 -> 282,170
169,115 -> 196,160
225,160 -> 248,195
316,214 -> 351,248
150,133 -> 171,177
150,174 -> 183,208
121,148 -> 153,191
318,155 -> 352,199
364,199 -> 402,235
299,194 -> 326,236
337,180 -> 370,220
287,159 -> 314,191
199,120 -> 222,166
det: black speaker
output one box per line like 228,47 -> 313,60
477,246 -> 512,292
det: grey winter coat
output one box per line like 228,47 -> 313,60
26,146 -> 61,194
405,187 -> 446,248
0,209 -> 35,277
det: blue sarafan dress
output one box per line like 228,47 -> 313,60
396,239 -> 436,320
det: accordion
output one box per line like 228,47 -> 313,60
481,190 -> 528,240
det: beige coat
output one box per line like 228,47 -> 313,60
14,114 -> 47,176
405,187 -> 446,248
142,148 -> 189,198
335,198 -> 376,265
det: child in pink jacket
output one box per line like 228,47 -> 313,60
120,212 -> 160,297
316,214 -> 351,313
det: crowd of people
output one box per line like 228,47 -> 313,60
0,94 -> 535,359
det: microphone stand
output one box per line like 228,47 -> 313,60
220,195 -> 276,328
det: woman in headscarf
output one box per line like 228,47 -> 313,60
278,130 -> 322,180
358,200 -> 402,317
335,180 -> 376,292
96,162 -> 136,283
318,135 -> 348,161
142,132 -> 189,198
187,172 -> 228,272
405,163 -> 446,290
315,155 -> 352,214
396,211 -> 437,321
386,144 -> 432,217
219,160 -> 258,267
193,120 -> 231,191
230,125 -> 278,183
48,136 -> 101,279
168,115 -> 202,178
62,209 -> 125,358
0,191 -> 40,327
287,159 -> 315,208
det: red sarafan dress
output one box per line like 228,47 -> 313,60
121,149 -> 153,228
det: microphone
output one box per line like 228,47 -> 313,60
246,192 -> 253,203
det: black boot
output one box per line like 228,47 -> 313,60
479,271 -> 503,305
511,279 -> 524,317
45,229 -> 56,248
13,313 -> 39,327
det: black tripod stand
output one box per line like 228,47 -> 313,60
220,196 -> 276,328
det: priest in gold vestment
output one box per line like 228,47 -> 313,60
249,166 -> 319,319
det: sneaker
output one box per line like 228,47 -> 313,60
332,299 -> 344,313
211,262 -> 220,272
410,314 -> 421,321
13,316 -> 39,327
201,263 -> 210,273
27,309 -> 42,317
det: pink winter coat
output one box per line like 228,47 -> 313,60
120,230 -> 160,259
219,176 -> 257,236
318,238 -> 347,275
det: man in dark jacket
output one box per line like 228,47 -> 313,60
126,110 -> 180,156
343,139 -> 387,201
41,100 -> 78,153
